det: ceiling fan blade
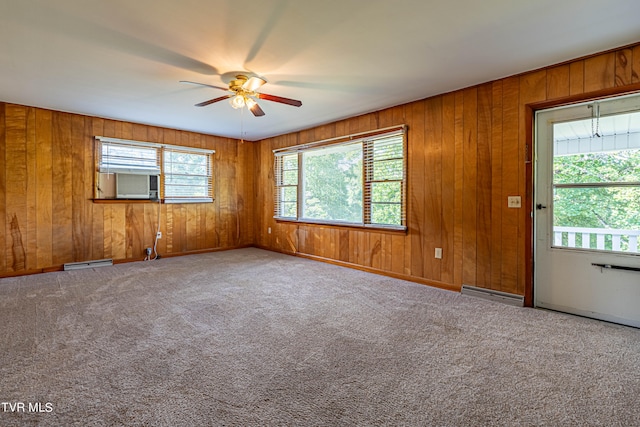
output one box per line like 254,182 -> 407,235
249,102 -> 265,117
195,95 -> 230,107
257,93 -> 302,107
180,80 -> 229,91
242,76 -> 267,92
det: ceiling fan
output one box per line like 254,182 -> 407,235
180,75 -> 302,117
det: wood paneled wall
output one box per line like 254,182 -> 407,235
254,43 -> 640,297
0,104 -> 255,276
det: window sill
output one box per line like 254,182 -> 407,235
93,198 -> 214,204
274,217 -> 407,234
93,198 -> 161,204
164,198 -> 214,204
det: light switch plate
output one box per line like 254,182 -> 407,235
508,196 -> 521,208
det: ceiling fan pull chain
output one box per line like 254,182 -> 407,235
595,103 -> 601,137
589,102 -> 601,138
240,106 -> 245,143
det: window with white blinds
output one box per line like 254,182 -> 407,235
98,140 -> 161,175
274,153 -> 298,218
273,127 -> 406,229
95,136 -> 214,203
163,148 -> 213,203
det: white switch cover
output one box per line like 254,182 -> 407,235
508,196 -> 521,208
435,248 -> 442,259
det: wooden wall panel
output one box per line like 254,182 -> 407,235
112,205 -> 127,260
51,112 -> 73,265
423,97 -> 442,281
547,65 -> 570,100
71,114 -> 86,262
499,77 -> 520,294
615,48 -> 633,86
35,109 -> 53,268
253,41 -> 640,296
6,105 -> 28,272
489,82 -> 503,290
584,53 -> 615,92
440,93 -> 456,284
632,45 -> 640,83
391,106 -> 411,276
408,101 -> 425,277
569,61 -> 585,95
0,104 -> 6,272
0,103 -> 253,276
25,108 -> 37,271
476,84 -> 492,289
452,92 -> 464,287
462,88 -> 478,286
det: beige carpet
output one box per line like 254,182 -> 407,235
1,248 -> 639,426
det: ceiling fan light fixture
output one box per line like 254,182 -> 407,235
230,94 -> 245,109
182,75 -> 301,117
243,76 -> 267,92
245,97 -> 257,109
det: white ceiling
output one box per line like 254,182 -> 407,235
1,0 -> 640,141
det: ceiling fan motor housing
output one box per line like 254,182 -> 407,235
230,75 -> 249,93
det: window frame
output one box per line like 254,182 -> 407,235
163,146 -> 214,203
95,136 -> 214,203
273,126 -> 407,231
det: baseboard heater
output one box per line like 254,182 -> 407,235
63,259 -> 113,271
461,284 -> 524,307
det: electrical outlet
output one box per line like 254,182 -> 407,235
508,196 -> 521,208
156,231 -> 162,239
435,248 -> 442,259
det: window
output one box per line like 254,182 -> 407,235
95,136 -> 214,203
365,134 -> 405,226
302,142 -> 363,223
99,140 -> 161,175
164,148 -> 213,202
274,127 -> 406,229
551,110 -> 640,253
274,153 -> 298,218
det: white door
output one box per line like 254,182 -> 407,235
534,93 -> 640,328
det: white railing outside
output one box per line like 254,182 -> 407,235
553,226 -> 640,253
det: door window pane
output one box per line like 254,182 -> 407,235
552,114 -> 640,254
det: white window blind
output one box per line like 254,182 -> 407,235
274,153 -> 298,218
163,148 -> 213,203
364,132 -> 406,226
98,139 -> 160,175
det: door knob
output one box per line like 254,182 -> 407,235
536,203 -> 547,210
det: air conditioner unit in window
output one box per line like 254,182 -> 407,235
116,173 -> 159,200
